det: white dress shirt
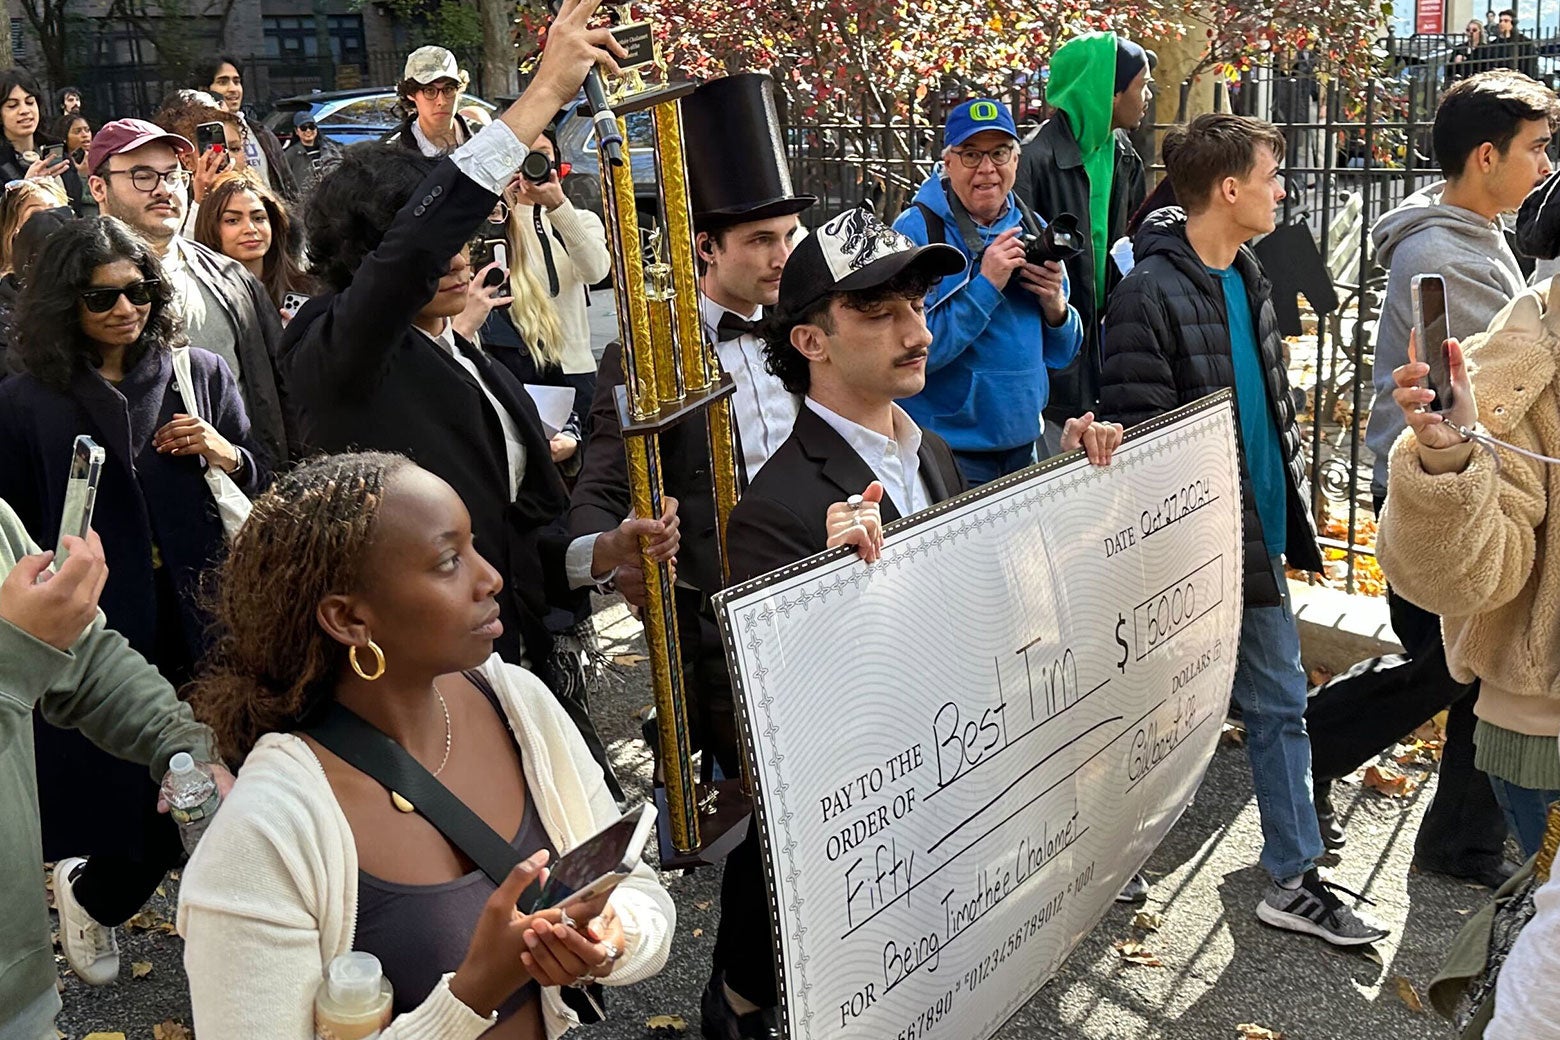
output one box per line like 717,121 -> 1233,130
804,397 -> 933,515
422,320 -> 526,500
701,294 -> 800,481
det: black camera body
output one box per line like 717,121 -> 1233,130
1021,212 -> 1084,266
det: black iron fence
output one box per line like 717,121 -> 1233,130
779,38 -> 1560,595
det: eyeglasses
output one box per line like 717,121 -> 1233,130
80,279 -> 159,312
102,166 -> 190,193
950,143 -> 1017,169
418,83 -> 461,101
297,123 -> 317,132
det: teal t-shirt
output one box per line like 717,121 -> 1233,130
1207,265 -> 1286,555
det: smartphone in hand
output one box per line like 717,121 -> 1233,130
195,121 -> 227,155
521,803 -> 656,914
1411,273 -> 1454,413
53,435 -> 105,572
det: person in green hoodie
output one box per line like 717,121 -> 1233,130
1016,32 -> 1151,445
0,499 -> 227,1040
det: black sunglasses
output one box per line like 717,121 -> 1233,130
297,122 -> 317,131
80,280 -> 159,312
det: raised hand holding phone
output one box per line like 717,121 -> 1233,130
1394,328 -> 1478,451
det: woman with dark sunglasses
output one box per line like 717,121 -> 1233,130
0,215 -> 269,986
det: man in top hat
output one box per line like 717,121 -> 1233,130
384,46 -> 478,156
894,98 -> 1085,486
707,206 -> 1123,1039
568,71 -> 816,776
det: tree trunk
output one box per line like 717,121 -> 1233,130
0,0 -> 13,72
478,0 -> 517,101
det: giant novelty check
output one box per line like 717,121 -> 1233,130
714,393 -> 1243,1040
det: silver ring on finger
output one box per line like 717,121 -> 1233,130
598,940 -> 621,966
558,908 -> 577,931
847,494 -> 864,511
571,973 -> 594,988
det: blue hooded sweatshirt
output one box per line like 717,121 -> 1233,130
893,169 -> 1084,454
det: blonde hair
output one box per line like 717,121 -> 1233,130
504,204 -> 567,369
0,178 -> 68,272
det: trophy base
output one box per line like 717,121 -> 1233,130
653,777 -> 751,870
616,375 -> 738,437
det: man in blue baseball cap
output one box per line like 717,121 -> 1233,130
893,97 -> 1092,484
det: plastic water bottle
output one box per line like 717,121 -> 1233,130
314,952 -> 393,1039
160,752 -> 220,854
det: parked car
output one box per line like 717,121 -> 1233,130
549,94 -> 659,224
261,87 -> 497,147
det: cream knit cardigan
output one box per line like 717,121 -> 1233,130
177,656 -> 674,1040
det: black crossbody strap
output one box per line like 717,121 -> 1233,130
304,701 -> 523,888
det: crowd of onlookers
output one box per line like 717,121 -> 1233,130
9,4 -> 1560,1037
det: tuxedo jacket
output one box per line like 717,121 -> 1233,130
726,405 -> 967,584
278,157 -> 573,681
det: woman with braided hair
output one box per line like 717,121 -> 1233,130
179,451 -> 673,1038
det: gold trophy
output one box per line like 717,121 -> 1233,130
589,17 -> 747,860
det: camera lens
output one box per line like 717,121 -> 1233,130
520,150 -> 553,184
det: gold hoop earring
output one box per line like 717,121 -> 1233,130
349,640 -> 386,681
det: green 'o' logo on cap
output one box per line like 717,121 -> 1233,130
970,101 -> 999,121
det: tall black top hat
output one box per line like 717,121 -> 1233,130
681,73 -> 817,230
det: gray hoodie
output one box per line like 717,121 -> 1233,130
1366,181 -> 1525,493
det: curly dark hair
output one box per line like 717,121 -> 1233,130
305,143 -> 438,291
192,169 -> 313,308
51,112 -> 89,147
12,216 -> 185,392
761,268 -> 939,394
191,451 -> 413,761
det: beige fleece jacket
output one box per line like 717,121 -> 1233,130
176,655 -> 674,1040
1378,278 -> 1560,737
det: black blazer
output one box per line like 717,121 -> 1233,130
568,341 -> 740,595
279,157 -> 574,681
725,405 -> 966,584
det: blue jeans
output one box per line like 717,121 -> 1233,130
1232,555 -> 1323,882
1490,778 -> 1560,860
952,443 -> 1037,486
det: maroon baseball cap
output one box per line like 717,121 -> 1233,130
86,118 -> 194,175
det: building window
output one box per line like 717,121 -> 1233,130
263,14 -> 366,65
10,18 -> 22,58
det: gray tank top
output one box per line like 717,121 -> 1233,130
354,685 -> 557,1022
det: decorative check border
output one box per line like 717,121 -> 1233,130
712,390 -> 1236,1039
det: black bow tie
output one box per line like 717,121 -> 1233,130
716,312 -> 760,343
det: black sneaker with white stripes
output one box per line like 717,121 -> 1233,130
1255,868 -> 1390,947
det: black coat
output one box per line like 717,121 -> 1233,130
175,238 -> 292,468
0,346 -> 267,857
246,116 -> 300,202
284,135 -> 344,197
569,341 -> 741,596
0,133 -> 90,216
1097,207 -> 1323,607
1015,115 -> 1147,423
726,405 -> 966,584
279,157 -> 574,685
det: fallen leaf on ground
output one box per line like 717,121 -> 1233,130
1236,1026 -> 1283,1039
153,1022 -> 193,1040
1363,763 -> 1418,798
693,900 -> 712,911
609,653 -> 648,667
1360,946 -> 1385,966
125,910 -> 178,935
1308,666 -> 1335,688
1220,724 -> 1246,748
645,1013 -> 688,1033
82,1034 -> 127,1040
131,960 -> 153,978
1132,910 -> 1163,932
1113,940 -> 1164,967
1392,975 -> 1426,1013
692,927 -> 704,937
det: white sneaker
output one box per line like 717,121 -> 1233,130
53,858 -> 120,985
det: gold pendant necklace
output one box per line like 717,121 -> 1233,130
391,681 -> 452,813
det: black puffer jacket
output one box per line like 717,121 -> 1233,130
1098,207 -> 1323,607
1015,116 -> 1146,424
